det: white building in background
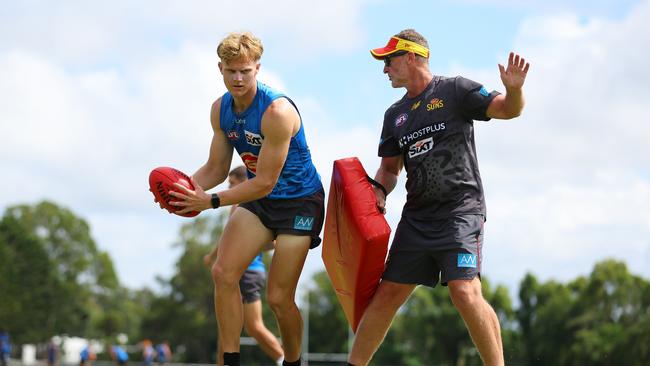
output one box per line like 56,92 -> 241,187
21,344 -> 37,365
44,336 -> 103,365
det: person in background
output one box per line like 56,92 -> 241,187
141,340 -> 155,366
46,338 -> 59,366
109,345 -> 128,366
204,166 -> 284,366
154,342 -> 171,366
0,331 -> 10,366
80,342 -> 96,366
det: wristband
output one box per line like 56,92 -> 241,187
210,193 -> 221,209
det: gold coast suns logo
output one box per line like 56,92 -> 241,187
241,152 -> 259,173
427,98 -> 444,111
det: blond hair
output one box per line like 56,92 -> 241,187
217,32 -> 264,62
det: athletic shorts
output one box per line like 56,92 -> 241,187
239,269 -> 265,303
382,214 -> 484,288
240,189 -> 325,249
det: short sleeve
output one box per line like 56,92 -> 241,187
378,113 -> 401,157
455,76 -> 500,121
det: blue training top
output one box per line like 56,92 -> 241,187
220,81 -> 322,199
247,254 -> 265,272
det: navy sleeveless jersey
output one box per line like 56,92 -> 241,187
220,81 -> 322,199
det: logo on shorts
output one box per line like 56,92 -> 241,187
395,113 -> 408,127
457,254 -> 477,268
294,216 -> 314,231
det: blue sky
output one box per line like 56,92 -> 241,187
2,0 -> 649,298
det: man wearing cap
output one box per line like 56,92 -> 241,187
347,29 -> 530,366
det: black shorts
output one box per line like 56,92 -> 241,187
240,189 -> 325,249
239,269 -> 265,303
382,214 -> 484,288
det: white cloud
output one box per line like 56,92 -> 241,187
459,1 -> 650,291
0,0 -> 369,67
455,0 -> 641,17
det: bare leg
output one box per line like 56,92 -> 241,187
348,281 -> 416,366
448,278 -> 504,366
266,234 -> 310,362
212,208 -> 274,353
243,300 -> 284,362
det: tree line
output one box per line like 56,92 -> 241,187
1,201 -> 649,365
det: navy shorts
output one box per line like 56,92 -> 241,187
382,214 -> 484,287
239,269 -> 265,303
240,189 -> 325,249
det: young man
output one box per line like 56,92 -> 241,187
79,343 -> 96,366
169,32 -> 324,366
0,331 -> 10,366
154,341 -> 171,366
347,29 -> 530,366
46,338 -> 59,366
203,166 -> 284,366
109,345 -> 128,366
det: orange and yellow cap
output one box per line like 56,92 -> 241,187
370,36 -> 430,60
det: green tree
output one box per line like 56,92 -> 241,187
567,260 -> 650,365
0,201 -> 125,343
140,213 -> 227,363
517,259 -> 650,366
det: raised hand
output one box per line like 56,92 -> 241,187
498,52 -> 530,90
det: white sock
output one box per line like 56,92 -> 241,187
275,356 -> 284,366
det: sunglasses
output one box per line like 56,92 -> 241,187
383,51 -> 408,67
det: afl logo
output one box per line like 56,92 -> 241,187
395,113 -> 408,127
227,130 -> 240,140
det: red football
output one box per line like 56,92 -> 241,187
149,167 -> 199,217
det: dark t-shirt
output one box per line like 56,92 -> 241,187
378,76 -> 499,219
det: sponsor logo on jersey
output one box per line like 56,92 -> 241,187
479,86 -> 489,97
240,152 -> 259,173
395,113 -> 408,127
411,101 -> 421,111
408,137 -> 433,158
227,130 -> 240,140
294,216 -> 314,231
245,130 -> 263,146
426,98 -> 444,111
234,118 -> 246,124
457,253 -> 478,268
398,122 -> 446,148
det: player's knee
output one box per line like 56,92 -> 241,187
266,288 -> 293,312
244,322 -> 265,338
211,264 -> 239,288
448,281 -> 483,309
